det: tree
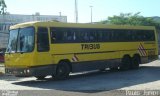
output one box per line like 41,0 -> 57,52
99,12 -> 160,28
0,0 -> 7,15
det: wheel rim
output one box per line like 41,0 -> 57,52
57,65 -> 66,77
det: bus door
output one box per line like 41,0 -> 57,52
36,27 -> 52,65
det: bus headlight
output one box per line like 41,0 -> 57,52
24,70 -> 27,74
27,69 -> 30,73
24,69 -> 30,74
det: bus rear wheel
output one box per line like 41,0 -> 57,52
120,56 -> 131,70
131,55 -> 140,69
53,61 -> 71,80
110,67 -> 119,71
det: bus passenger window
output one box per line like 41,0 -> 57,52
84,32 -> 89,41
67,32 -> 73,41
37,27 -> 49,52
89,32 -> 95,41
50,28 -> 57,43
73,32 -> 76,40
51,31 -> 56,42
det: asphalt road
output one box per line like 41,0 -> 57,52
0,60 -> 160,96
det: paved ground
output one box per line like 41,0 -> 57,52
0,60 -> 160,96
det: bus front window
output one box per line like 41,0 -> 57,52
7,29 -> 19,53
7,27 -> 35,53
17,27 -> 34,53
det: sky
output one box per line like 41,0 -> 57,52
5,0 -> 160,23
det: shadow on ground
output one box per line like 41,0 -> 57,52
10,63 -> 160,93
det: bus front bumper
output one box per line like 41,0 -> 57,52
5,65 -> 57,77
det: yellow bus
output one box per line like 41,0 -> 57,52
5,21 -> 158,80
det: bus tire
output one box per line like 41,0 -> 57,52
99,68 -> 106,72
35,76 -> 46,80
54,61 -> 71,80
120,56 -> 131,70
131,55 -> 140,69
110,67 -> 119,71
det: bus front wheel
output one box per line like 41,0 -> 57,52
53,61 -> 71,80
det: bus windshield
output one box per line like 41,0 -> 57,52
6,27 -> 34,53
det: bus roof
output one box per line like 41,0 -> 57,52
10,21 -> 156,30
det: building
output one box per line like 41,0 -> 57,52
0,13 -> 67,49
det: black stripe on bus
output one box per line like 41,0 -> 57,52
52,49 -> 156,56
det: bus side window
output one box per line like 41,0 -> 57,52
37,27 -> 49,52
89,30 -> 97,42
50,29 -> 56,43
67,31 -> 73,41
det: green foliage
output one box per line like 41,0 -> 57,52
99,12 -> 160,29
0,0 -> 7,15
152,17 -> 160,23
